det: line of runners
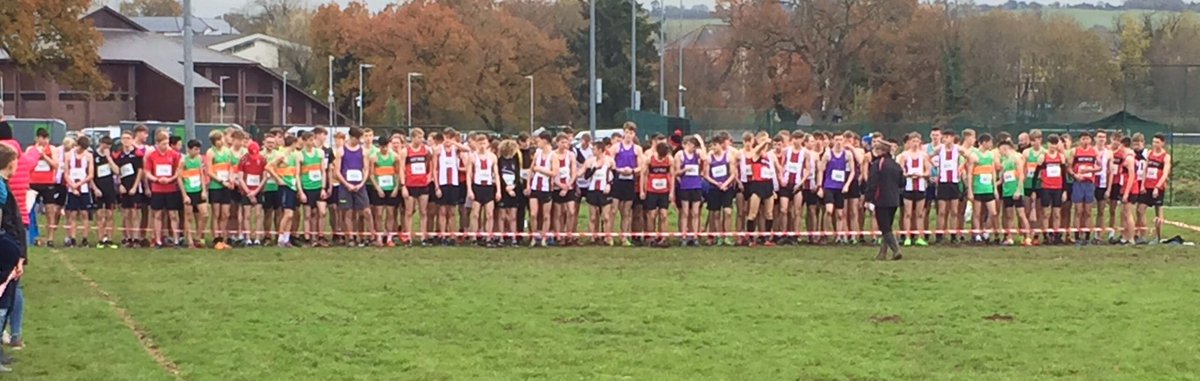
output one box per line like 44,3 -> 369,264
22,122 -> 1173,249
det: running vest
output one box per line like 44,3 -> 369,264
436,146 -> 460,187
1024,147 -> 1043,190
1000,154 -> 1019,197
1134,148 -> 1147,188
300,149 -> 324,191
277,152 -> 299,190
182,155 -> 204,193
739,151 -> 753,183
499,156 -> 519,191
93,149 -> 113,181
1041,152 -> 1065,190
751,153 -> 777,185
405,145 -> 430,187
590,158 -> 609,191
1097,149 -> 1111,188
1144,150 -> 1167,190
782,147 -> 805,187
341,145 -> 366,186
472,154 -> 494,186
823,150 -> 849,190
903,152 -> 926,192
614,143 -> 638,181
1112,150 -> 1125,187
555,152 -> 573,190
574,146 -> 593,189
529,149 -> 552,192
264,149 -> 280,192
66,150 -> 90,193
375,150 -> 397,192
646,156 -> 671,194
208,148 -> 232,190
925,143 -> 940,180
937,146 -> 960,184
1072,147 -> 1098,183
709,152 -> 730,185
679,151 -> 702,190
30,145 -> 56,185
972,149 -> 996,195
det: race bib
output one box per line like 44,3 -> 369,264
831,170 -> 846,182
710,165 -> 727,178
502,173 -> 516,184
558,167 -> 571,180
651,178 -> 668,190
187,176 -> 201,189
617,172 -> 634,180
121,163 -> 135,178
520,169 -> 531,180
1147,167 -> 1160,179
307,170 -> 323,181
378,175 -> 395,188
1045,165 -> 1061,178
979,173 -> 993,184
246,175 -> 262,187
1026,168 -> 1035,178
155,164 -> 172,177
410,162 -> 427,175
1003,171 -> 1017,183
684,164 -> 700,176
34,160 -> 50,172
476,170 -> 492,183
346,169 -> 364,182
759,166 -> 774,179
216,170 -> 230,182
69,168 -> 86,181
785,162 -> 802,174
97,164 -> 112,178
907,166 -> 921,176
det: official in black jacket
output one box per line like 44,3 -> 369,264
865,140 -> 904,260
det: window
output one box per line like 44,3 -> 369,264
20,92 -> 45,101
59,92 -> 89,101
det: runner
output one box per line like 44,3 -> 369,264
611,123 -> 642,246
933,130 -> 966,243
432,130 -> 466,246
205,130 -> 233,249
466,133 -> 500,247
28,129 -> 62,247
703,133 -> 737,246
819,133 -> 854,244
1140,133 -> 1171,243
180,139 -> 208,248
238,141 -> 268,247
675,135 -> 705,246
371,133 -> 402,246
144,132 -> 183,248
899,133 -> 929,246
259,133 -> 281,245
1022,129 -> 1045,244
1116,136 -> 1139,244
640,141 -> 674,248
496,139 -> 523,247
582,140 -> 614,245
1038,135 -> 1067,244
746,134 -> 779,246
966,133 -> 998,243
333,127 -> 375,247
267,135 -> 303,248
778,131 -> 810,245
399,128 -> 431,246
92,136 -> 119,249
299,131 -> 329,246
526,131 -> 555,247
997,139 -> 1029,245
1067,131 -> 1100,244
551,133 -> 578,246
62,136 -> 93,247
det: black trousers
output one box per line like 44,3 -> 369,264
875,206 -> 900,255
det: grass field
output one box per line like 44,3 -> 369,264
8,209 -> 1200,380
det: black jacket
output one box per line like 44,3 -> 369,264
866,154 -> 904,208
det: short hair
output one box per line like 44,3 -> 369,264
0,144 -> 16,171
169,136 -> 182,146
623,121 -> 638,132
99,136 -> 114,146
1120,137 -> 1132,147
962,129 -> 976,138
75,135 -> 90,148
1077,131 -> 1091,139
349,127 -> 364,139
208,130 -> 224,144
312,127 -> 328,136
35,129 -> 49,139
1095,128 -> 1107,137
1047,135 -> 1060,145
1153,133 -> 1166,142
537,131 -> 552,142
1132,132 -> 1145,143
284,135 -> 298,147
133,124 -> 149,135
998,139 -> 1013,147
978,133 -> 992,144
187,139 -> 202,149
300,131 -> 314,141
996,132 -> 1011,143
930,126 -> 941,133
1030,129 -> 1043,140
155,131 -> 170,143
228,129 -> 247,140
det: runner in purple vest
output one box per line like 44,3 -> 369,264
675,135 -> 706,246
334,127 -> 375,246
610,122 -> 643,246
818,133 -> 855,244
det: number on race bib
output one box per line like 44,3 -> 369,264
307,169 -> 323,181
710,165 -> 727,178
121,164 -> 135,178
246,175 -> 262,187
34,160 -> 50,172
97,164 -> 112,178
1147,167 -> 1160,179
1045,165 -> 1061,178
502,173 -> 516,184
155,164 -> 172,177
785,162 -> 802,174
378,175 -> 395,188
684,164 -> 700,176
477,170 -> 493,182
346,170 -> 364,182
831,170 -> 846,182
187,176 -> 201,189
410,162 -> 427,175
651,178 -> 668,190
1003,171 -> 1017,183
979,174 -> 993,184
69,168 -> 86,181
558,167 -> 571,180
759,166 -> 774,179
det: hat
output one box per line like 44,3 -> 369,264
247,141 -> 260,155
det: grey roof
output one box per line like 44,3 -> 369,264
98,29 -> 258,88
130,16 -> 240,35
190,34 -> 245,47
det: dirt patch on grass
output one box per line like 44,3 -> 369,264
983,314 -> 1014,322
870,315 -> 902,324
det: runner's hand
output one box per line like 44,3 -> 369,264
299,192 -> 308,204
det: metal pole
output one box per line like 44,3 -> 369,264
358,65 -> 364,126
588,0 -> 596,135
328,55 -> 335,126
659,1 -> 666,115
282,71 -> 288,126
676,0 -> 683,118
218,76 -> 228,124
527,75 -> 535,134
407,73 -> 412,127
182,0 -> 195,140
631,0 -> 637,111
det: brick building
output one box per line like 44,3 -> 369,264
0,6 -> 343,130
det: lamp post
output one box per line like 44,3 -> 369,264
407,72 -> 422,127
526,75 -> 535,134
631,0 -> 637,110
676,0 -> 684,118
327,55 -> 335,126
588,0 -> 596,135
658,0 -> 667,115
218,75 -> 230,123
282,70 -> 288,126
358,63 -> 374,126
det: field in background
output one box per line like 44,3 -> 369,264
8,210 -> 1200,380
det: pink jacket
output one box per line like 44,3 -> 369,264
0,139 -> 34,225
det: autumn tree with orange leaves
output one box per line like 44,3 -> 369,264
0,0 -> 109,93
311,0 -> 576,132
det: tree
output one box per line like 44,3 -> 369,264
223,0 -> 321,98
119,0 -> 182,17
1116,12 -> 1151,109
0,0 -> 109,93
567,0 -> 661,124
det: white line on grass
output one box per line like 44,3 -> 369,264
55,251 -> 186,381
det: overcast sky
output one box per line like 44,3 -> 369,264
104,0 -> 1115,18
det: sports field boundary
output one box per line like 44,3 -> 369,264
55,250 -> 186,381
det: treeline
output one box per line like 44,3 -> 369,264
986,0 -> 1200,12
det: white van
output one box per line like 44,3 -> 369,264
574,129 -> 623,145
